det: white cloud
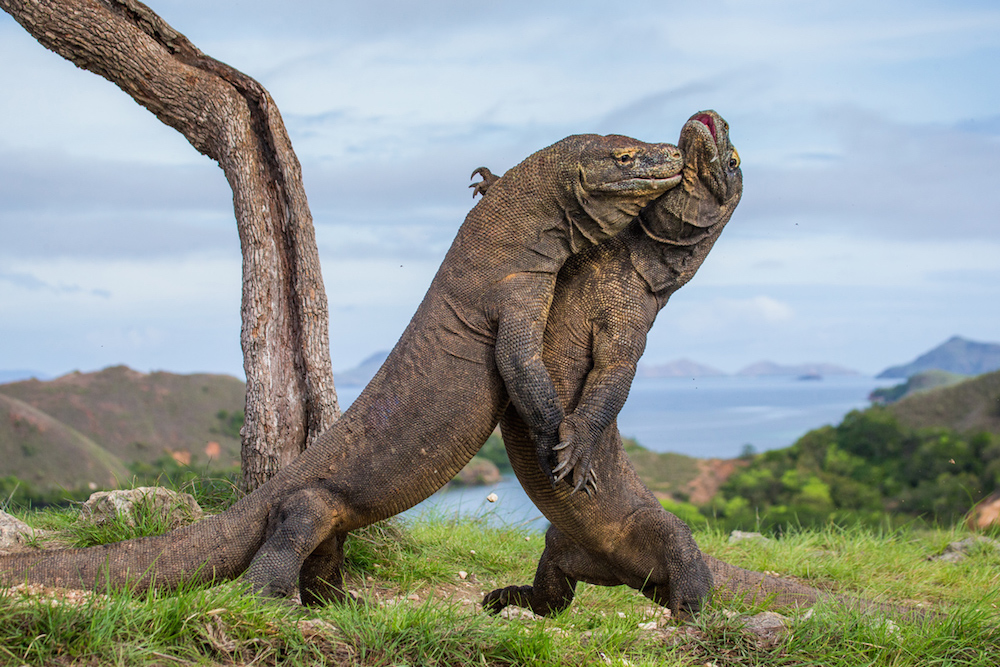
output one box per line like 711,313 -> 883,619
674,295 -> 795,337
1,1 -> 998,378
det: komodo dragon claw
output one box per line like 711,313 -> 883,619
469,166 -> 500,198
553,439 -> 598,494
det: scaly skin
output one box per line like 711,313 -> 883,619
483,113 -> 931,621
484,111 -> 746,617
0,133 -> 683,602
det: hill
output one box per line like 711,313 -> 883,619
877,335 -> 1000,379
888,369 -> 1000,435
0,365 -> 246,469
869,369 -> 968,404
0,393 -> 130,490
635,358 -> 726,378
735,360 -> 859,377
0,369 -> 49,383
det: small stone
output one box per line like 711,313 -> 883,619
407,594 -> 420,602
637,621 -> 657,630
617,611 -> 626,618
728,530 -> 770,545
487,493 -> 499,503
524,536 -> 531,541
458,571 -> 468,580
470,550 -> 476,555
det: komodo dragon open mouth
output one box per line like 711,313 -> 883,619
692,112 -> 718,141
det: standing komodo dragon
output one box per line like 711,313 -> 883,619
0,133 -> 684,604
482,113 -> 926,620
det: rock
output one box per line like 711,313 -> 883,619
741,611 -> 789,648
297,618 -> 339,639
0,511 -> 46,553
500,606 -> 540,621
929,536 -> 1000,563
966,490 -> 1000,530
728,530 -> 771,545
80,487 -> 203,530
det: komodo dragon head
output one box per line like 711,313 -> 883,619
565,134 -> 685,243
471,135 -> 684,252
638,110 -> 743,245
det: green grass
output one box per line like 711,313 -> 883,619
2,504 -> 999,666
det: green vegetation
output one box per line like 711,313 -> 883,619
213,408 -> 245,439
710,407 -> 1000,533
870,369 -> 968,404
623,438 -> 702,498
888,369 -> 1000,435
477,431 -> 512,471
2,501 -> 998,666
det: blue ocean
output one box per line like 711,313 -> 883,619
336,375 -> 894,530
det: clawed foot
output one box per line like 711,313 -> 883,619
469,166 -> 500,198
483,585 -> 531,614
551,417 -> 598,495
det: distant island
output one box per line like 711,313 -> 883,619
877,335 -> 1000,379
338,352 -> 865,383
636,359 -> 726,378
734,361 -> 860,377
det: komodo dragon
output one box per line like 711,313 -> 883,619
481,113 -> 926,620
0,133 -> 684,604
472,111 -> 738,618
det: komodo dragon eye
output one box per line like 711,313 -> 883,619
614,152 -> 636,165
728,149 -> 740,169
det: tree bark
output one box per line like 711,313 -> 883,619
1,0 -> 341,490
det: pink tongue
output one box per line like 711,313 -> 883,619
694,113 -> 717,141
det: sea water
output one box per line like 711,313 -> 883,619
335,375 -> 895,529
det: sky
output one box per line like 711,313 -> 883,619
1,0 -> 998,381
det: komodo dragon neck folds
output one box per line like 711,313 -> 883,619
482,113 -> 927,621
0,134 -> 683,603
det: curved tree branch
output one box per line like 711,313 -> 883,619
1,0 -> 341,490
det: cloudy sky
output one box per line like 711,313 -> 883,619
1,0 -> 998,381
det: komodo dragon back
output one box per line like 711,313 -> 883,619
0,132 -> 684,602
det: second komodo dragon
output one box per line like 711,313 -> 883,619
0,133 -> 684,603
483,113 -> 926,620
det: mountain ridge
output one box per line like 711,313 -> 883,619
877,336 -> 1000,379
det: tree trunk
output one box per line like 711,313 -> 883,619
1,0 -> 341,491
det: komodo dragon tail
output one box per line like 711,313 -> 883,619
0,493 -> 270,592
705,554 -> 932,620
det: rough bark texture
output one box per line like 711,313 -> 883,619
0,0 -> 340,490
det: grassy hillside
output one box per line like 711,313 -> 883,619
622,438 -> 704,498
888,369 -> 1000,434
0,365 -> 246,470
0,393 -> 130,491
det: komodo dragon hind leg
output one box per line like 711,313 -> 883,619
245,487 -> 342,599
483,544 -> 577,617
483,527 -> 580,616
299,533 -> 346,606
